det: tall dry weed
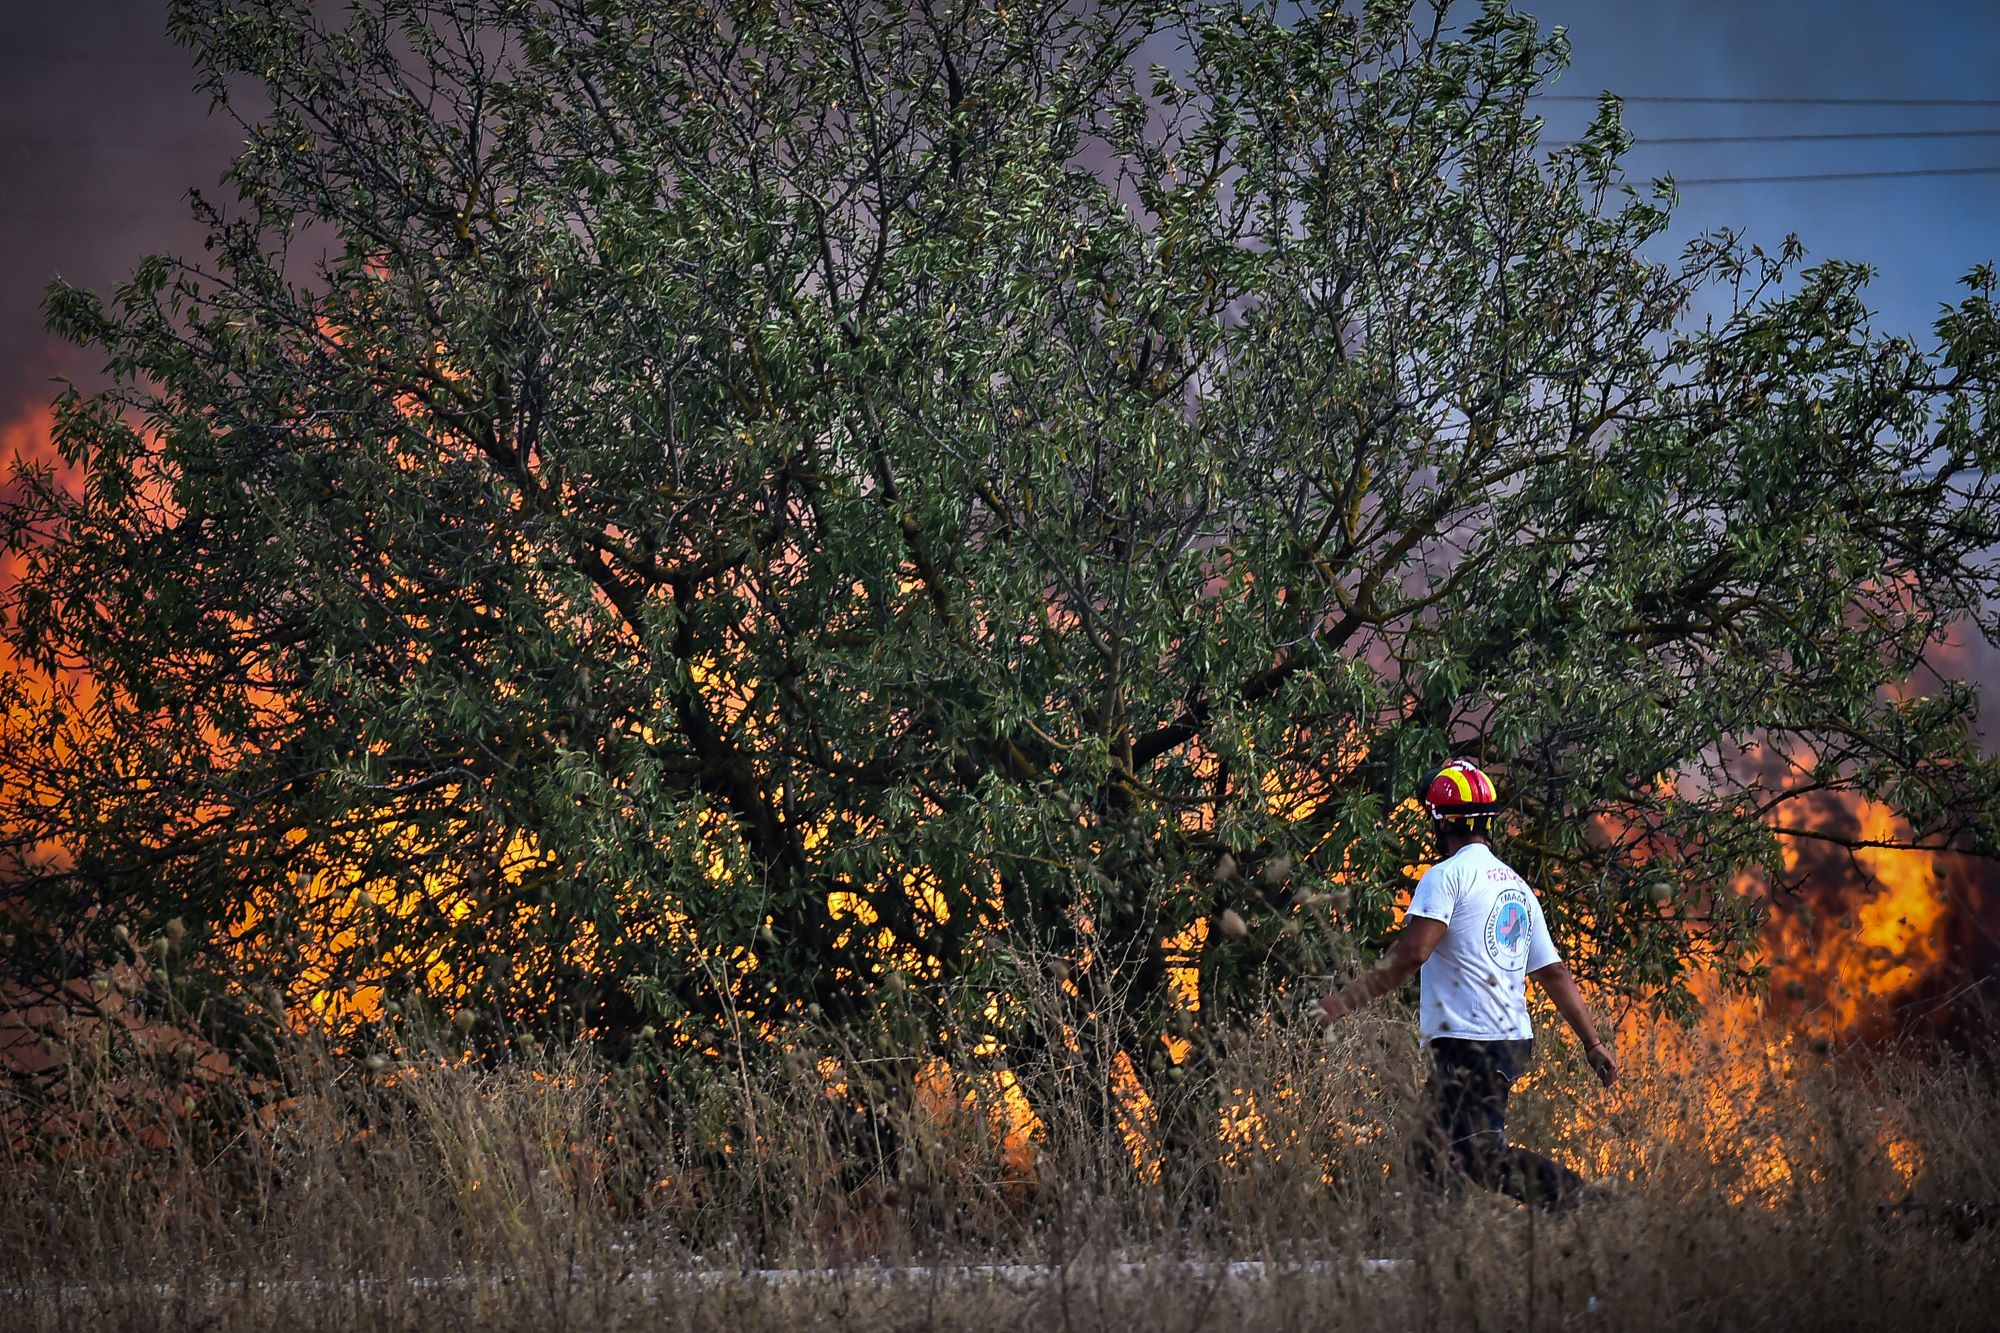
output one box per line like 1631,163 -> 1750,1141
2,981 -> 1995,1331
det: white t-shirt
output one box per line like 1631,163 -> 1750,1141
1403,842 -> 1560,1043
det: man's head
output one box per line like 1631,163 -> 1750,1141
1420,760 -> 1498,851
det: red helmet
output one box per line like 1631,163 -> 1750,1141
1421,760 -> 1499,820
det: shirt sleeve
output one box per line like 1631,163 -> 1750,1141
1405,863 -> 1457,925
1524,891 -> 1561,971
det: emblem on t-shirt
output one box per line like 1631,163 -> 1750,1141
1483,886 -> 1533,969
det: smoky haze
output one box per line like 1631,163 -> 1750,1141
0,3 -> 244,411
5,2 -> 1997,406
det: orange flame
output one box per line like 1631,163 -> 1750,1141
1763,794 -> 1966,1042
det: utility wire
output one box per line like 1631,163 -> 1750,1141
0,52 -> 194,65
12,128 -> 2000,153
1672,165 -> 2000,186
6,167 -> 2000,214
1599,128 -> 2000,146
22,128 -> 2000,152
1543,94 -> 2000,107
0,136 -> 237,149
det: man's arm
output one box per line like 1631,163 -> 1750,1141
1313,916 -> 1447,1023
1530,961 -> 1618,1086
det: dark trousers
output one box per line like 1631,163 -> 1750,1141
1412,1038 -> 1586,1212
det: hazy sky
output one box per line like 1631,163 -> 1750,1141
1538,0 -> 2000,341
3,0 -> 1996,399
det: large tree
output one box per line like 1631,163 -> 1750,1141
6,0 -> 1999,1074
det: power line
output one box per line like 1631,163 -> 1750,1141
1543,94 -> 2000,107
1673,165 -> 2000,186
0,210 -> 205,222
1616,128 -> 2000,146
4,125 -> 1995,153
0,52 -> 194,66
5,170 -> 2000,216
7,126 -> 1996,154
0,135 -> 237,150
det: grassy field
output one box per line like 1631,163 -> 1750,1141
4,998 -> 1996,1332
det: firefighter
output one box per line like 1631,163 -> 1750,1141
1312,759 -> 1617,1210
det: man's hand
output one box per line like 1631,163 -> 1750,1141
1531,961 -> 1617,1088
1312,990 -> 1354,1025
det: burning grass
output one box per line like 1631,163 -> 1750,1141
1,990 -> 1996,1332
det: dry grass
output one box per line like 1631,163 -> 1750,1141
2,991 -> 1996,1332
